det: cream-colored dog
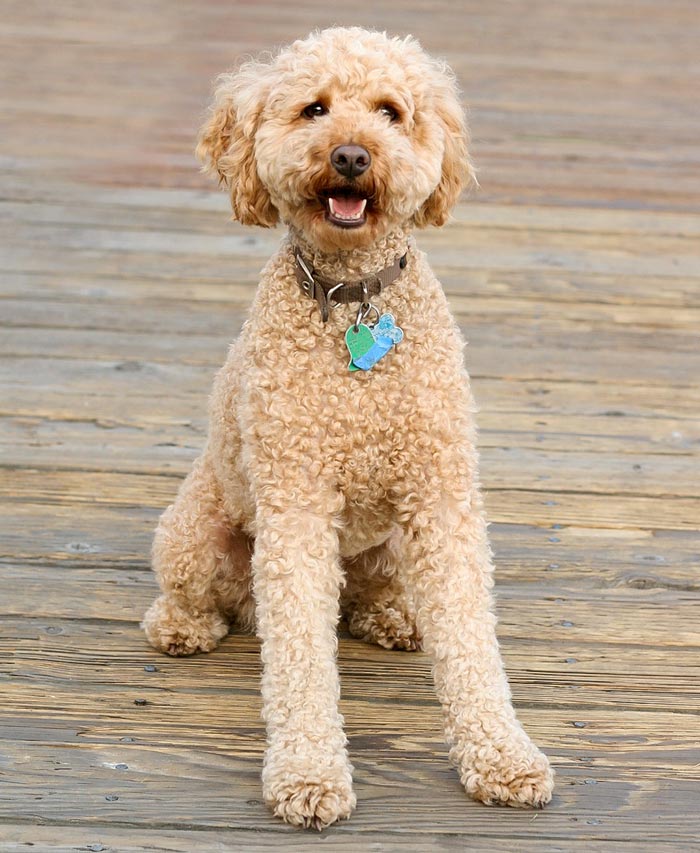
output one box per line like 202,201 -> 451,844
143,27 -> 554,829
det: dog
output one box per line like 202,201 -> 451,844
142,27 -> 554,829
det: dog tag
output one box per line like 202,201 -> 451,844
373,313 -> 404,345
345,313 -> 404,372
345,323 -> 375,372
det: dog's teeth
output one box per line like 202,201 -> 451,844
328,197 -> 367,221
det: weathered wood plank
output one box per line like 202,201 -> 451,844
3,502 -> 699,597
3,505 -> 699,586
8,824 -> 682,853
5,292 -> 700,338
4,368 -> 700,422
0,440 -> 700,503
5,206 -> 700,275
2,558 -> 699,648
2,330 -> 696,388
2,405 -> 697,460
0,735 -> 697,844
4,195 -> 700,240
4,614 -> 700,718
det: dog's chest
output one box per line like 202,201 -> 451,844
312,347 -> 443,499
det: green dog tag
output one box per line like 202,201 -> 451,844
345,323 -> 375,372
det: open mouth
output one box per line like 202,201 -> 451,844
322,189 -> 369,228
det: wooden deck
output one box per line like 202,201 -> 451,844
2,1 -> 699,850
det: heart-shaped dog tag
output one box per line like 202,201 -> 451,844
345,313 -> 404,372
345,323 -> 376,372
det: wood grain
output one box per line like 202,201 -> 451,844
1,0 -> 699,849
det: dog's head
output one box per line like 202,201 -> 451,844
197,28 -> 476,251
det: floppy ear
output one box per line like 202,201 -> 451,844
196,64 -> 279,228
413,67 -> 477,228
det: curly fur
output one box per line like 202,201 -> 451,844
142,27 -> 553,829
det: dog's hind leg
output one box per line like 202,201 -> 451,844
142,454 -> 255,656
342,532 -> 422,651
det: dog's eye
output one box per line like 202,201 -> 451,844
378,104 -> 400,122
302,102 -> 327,119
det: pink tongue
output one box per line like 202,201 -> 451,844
332,196 -> 364,217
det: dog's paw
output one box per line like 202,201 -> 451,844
266,777 -> 356,830
346,604 -> 422,651
141,594 -> 229,656
263,750 -> 355,830
460,740 -> 554,808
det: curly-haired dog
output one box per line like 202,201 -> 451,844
142,27 -> 554,829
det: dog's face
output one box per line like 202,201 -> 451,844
197,28 -> 474,252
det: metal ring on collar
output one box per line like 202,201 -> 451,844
354,301 -> 380,332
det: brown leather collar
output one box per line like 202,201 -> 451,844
294,249 -> 408,322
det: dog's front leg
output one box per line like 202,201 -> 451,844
404,489 -> 555,808
252,501 -> 355,829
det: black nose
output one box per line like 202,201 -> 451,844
330,145 -> 371,179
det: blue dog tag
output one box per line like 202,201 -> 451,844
346,313 -> 404,371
